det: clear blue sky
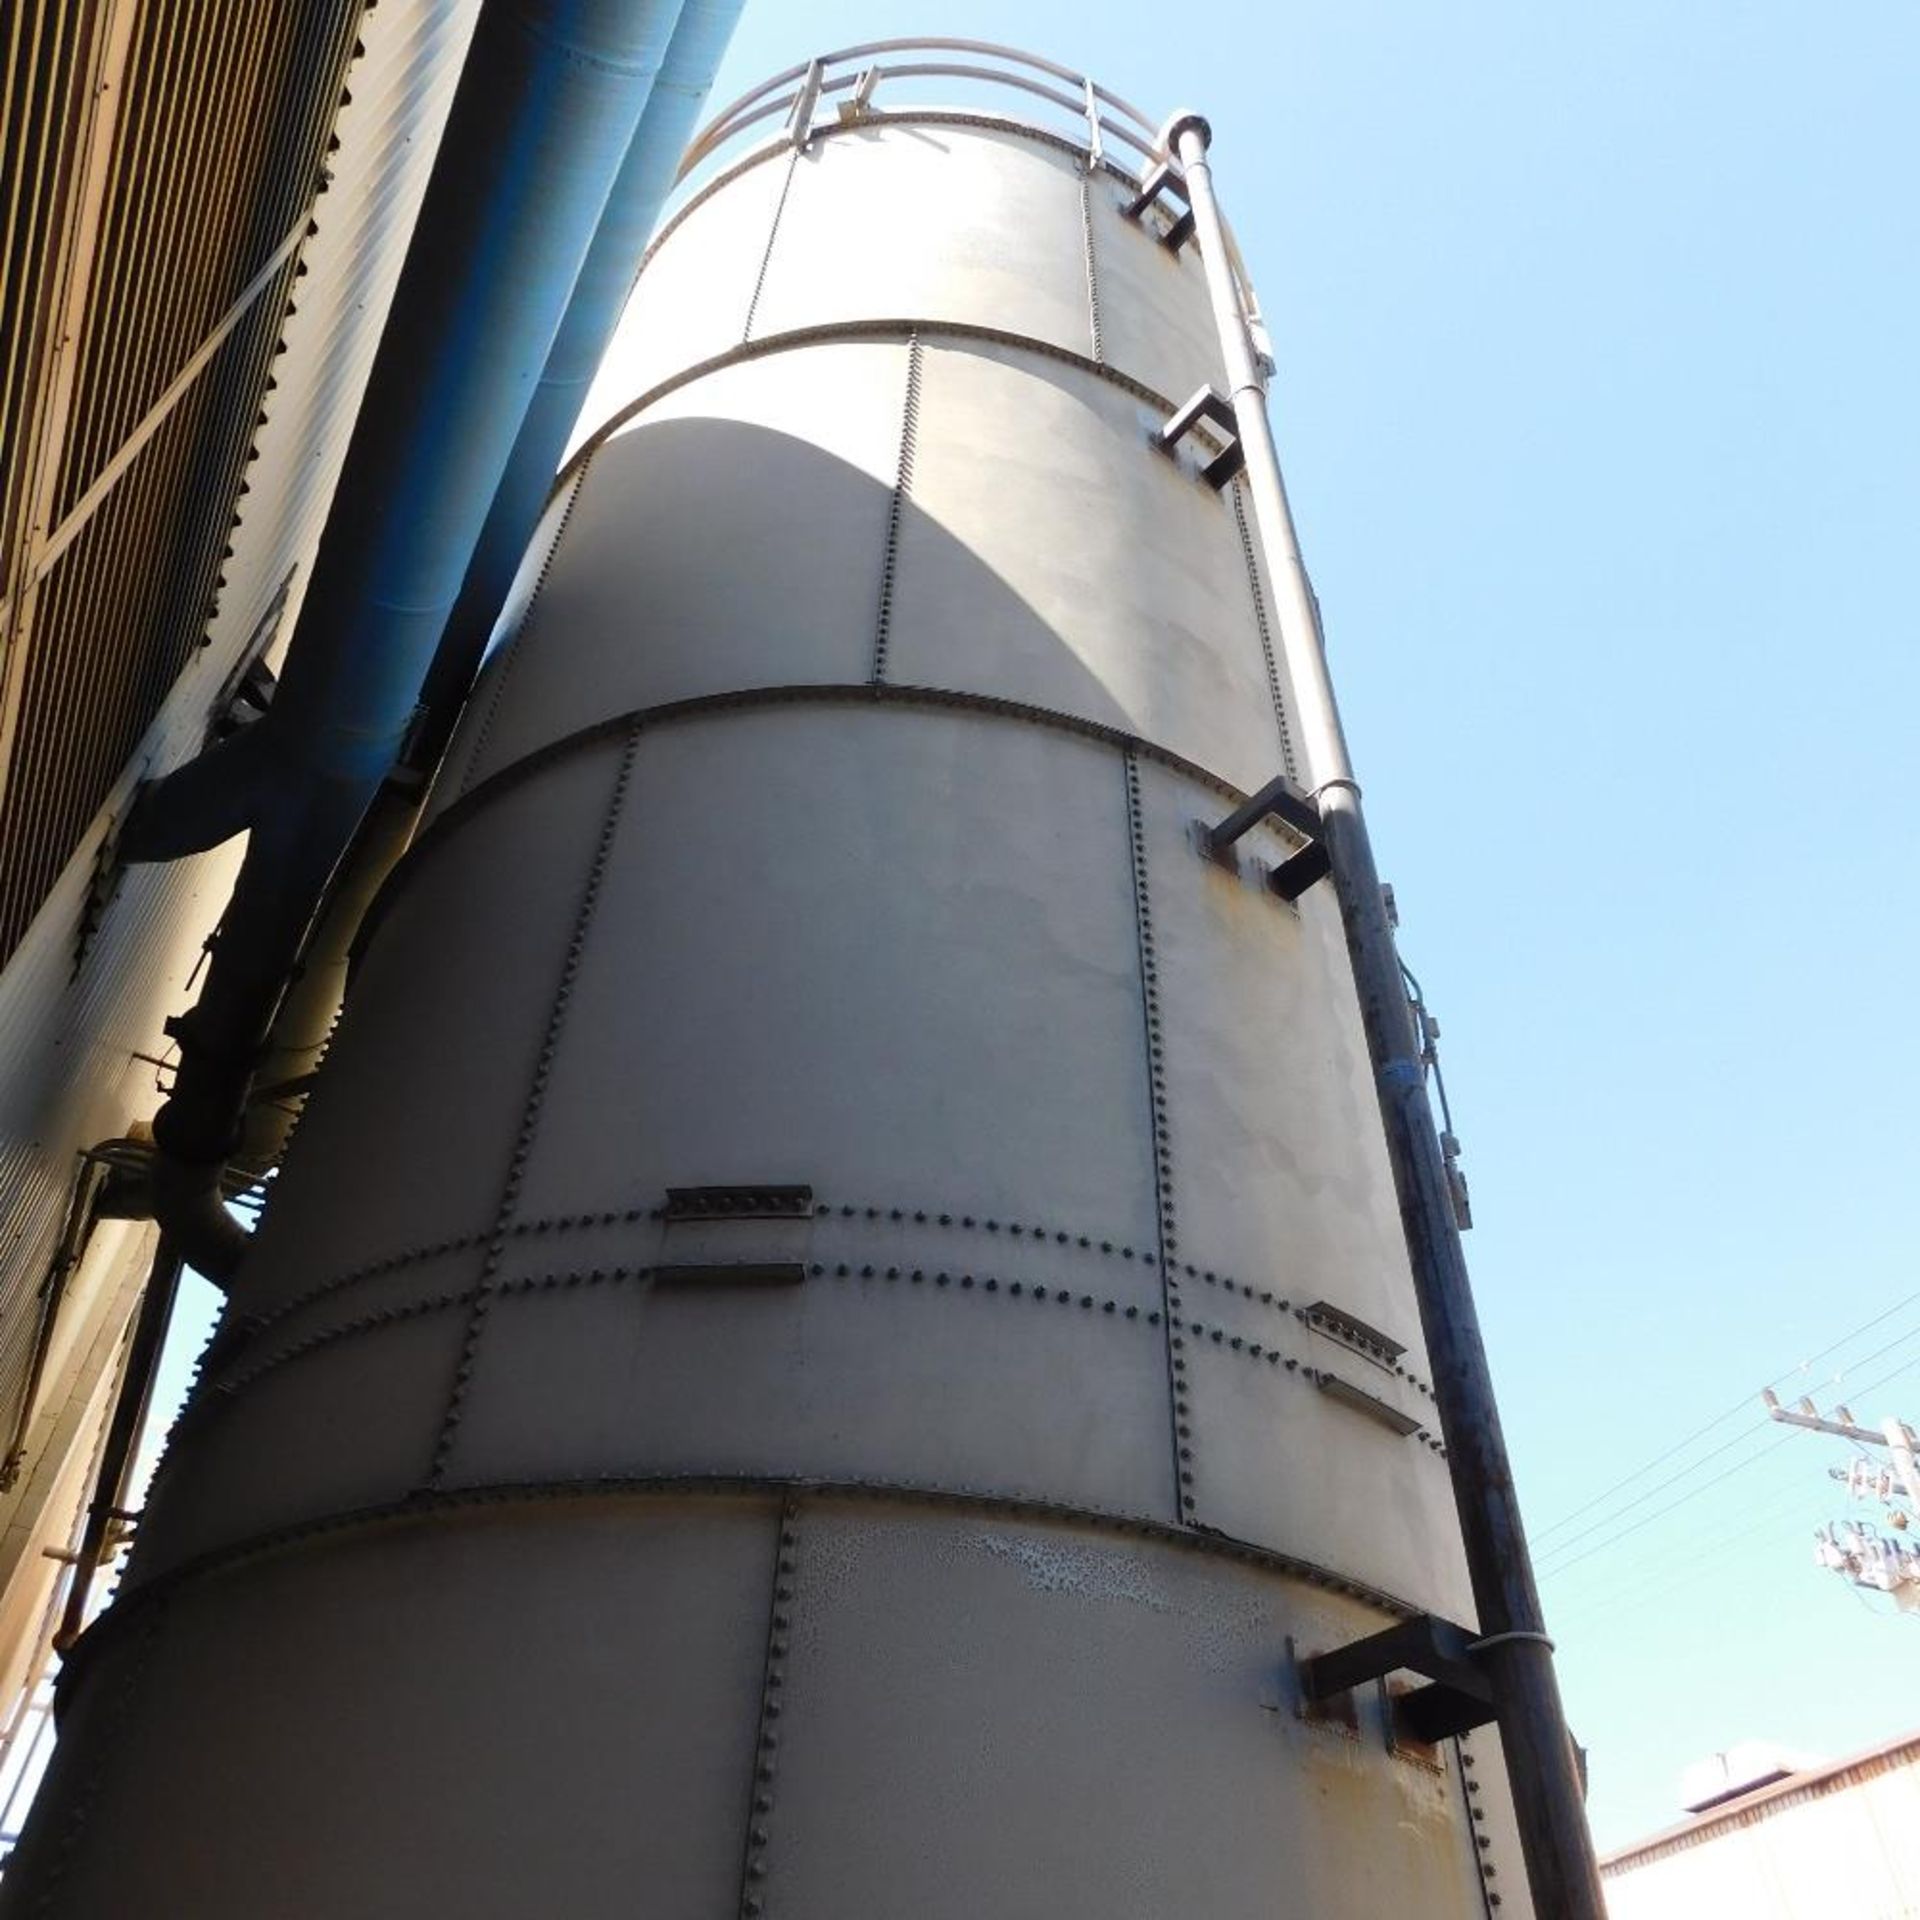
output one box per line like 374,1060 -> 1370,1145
149,0 -> 1918,1859
691,1 -> 1920,1851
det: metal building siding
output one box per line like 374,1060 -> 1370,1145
442,335 -> 1297,800
0,2 -> 371,964
0,0 -> 481,1615
0,7 -> 103,591
1603,1739 -> 1920,1918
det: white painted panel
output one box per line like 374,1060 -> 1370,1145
772,1502 -> 1489,1920
1182,1339 -> 1473,1619
451,343 -> 906,791
1135,752 -> 1420,1349
36,1500 -> 775,1919
445,1272 -> 1179,1522
750,123 -> 1094,357
243,739 -> 629,1310
511,706 -> 1160,1255
135,1306 -> 464,1573
892,339 -> 1288,791
1089,163 -> 1232,406
598,152 -> 791,403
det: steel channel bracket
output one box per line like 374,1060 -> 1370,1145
1198,772 -> 1330,900
1157,385 -> 1247,490
1300,1614 -> 1497,1745
1123,158 -> 1196,253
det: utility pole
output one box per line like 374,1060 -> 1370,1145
1764,1390 -> 1920,1609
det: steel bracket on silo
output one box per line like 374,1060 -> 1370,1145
1198,772 -> 1330,900
1156,386 -> 1246,490
1299,1614 -> 1498,1744
655,1184 -> 813,1286
1123,160 -> 1196,253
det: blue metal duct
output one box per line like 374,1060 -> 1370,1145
119,0 -> 712,1278
409,0 -> 748,769
263,0 -> 689,790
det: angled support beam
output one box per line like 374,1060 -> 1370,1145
1122,158 -> 1194,251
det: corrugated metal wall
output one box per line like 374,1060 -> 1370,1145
0,1 -> 363,963
0,0 -> 483,1745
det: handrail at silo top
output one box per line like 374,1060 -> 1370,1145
686,64 -> 1161,173
670,39 -> 1266,339
679,38 -> 1160,181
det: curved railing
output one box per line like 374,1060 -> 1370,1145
679,39 -> 1163,186
672,39 -> 1264,334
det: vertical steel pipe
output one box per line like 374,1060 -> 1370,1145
1166,108 -> 1608,1920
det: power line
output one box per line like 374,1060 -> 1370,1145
1774,1315 -> 1920,1420
1543,1346 -> 1920,1588
1771,1284 -> 1920,1395
1531,1287 -> 1920,1550
1533,1395 -> 1766,1546
1539,1428 -> 1801,1580
1547,1460 -> 1820,1604
1578,1488 -> 1863,1629
1534,1412 -> 1781,1569
1549,1479 -> 1822,1624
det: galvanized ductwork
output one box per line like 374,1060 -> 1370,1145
8,48 -> 1548,1917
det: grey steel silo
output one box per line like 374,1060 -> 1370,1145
8,45 -> 1540,1917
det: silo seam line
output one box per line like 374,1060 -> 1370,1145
644,110 -> 1150,272
1231,475 -> 1298,782
421,722 -> 640,1489
166,1263 -> 1445,1467
868,331 -> 922,684
1079,165 -> 1105,363
59,1477 -> 1427,1715
456,459 -> 590,798
559,317 -> 1230,490
219,1190 -> 1422,1381
734,1496 -> 799,1917
366,684 -> 1312,963
739,145 -> 798,342
1123,748 -> 1194,1526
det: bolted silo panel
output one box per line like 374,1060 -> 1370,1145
12,54 -> 1534,1920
